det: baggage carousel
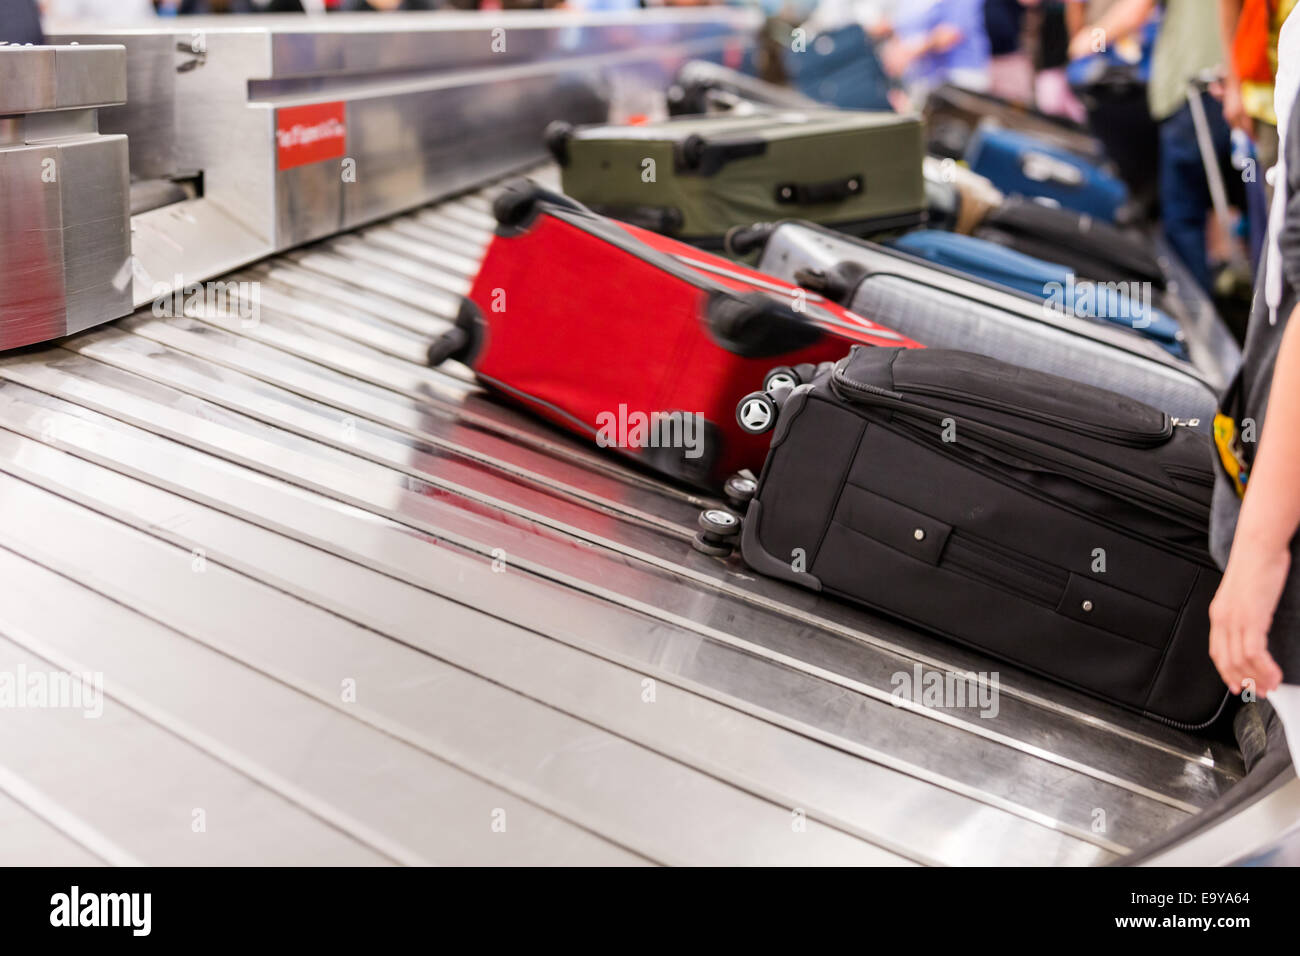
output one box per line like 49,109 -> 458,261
0,12 -> 1296,866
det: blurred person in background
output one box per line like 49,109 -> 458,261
880,0 -> 991,102
1063,0 -> 1122,36
335,0 -> 440,10
985,0 -> 1033,103
801,0 -> 897,37
1219,0 -> 1297,195
41,0 -> 155,20
1,0 -> 43,42
1031,1 -> 1086,120
1070,0 -> 1237,293
173,0 -> 330,12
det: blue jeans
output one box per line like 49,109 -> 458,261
1158,93 -> 1236,293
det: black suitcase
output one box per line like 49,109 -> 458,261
723,346 -> 1228,728
975,197 -> 1165,289
666,59 -> 819,116
1072,62 -> 1161,213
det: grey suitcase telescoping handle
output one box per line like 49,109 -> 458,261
1186,72 -> 1251,278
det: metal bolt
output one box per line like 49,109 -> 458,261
1081,600 -> 1094,612
913,528 -> 925,541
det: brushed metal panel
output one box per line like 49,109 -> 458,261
0,45 -> 125,115
54,44 -> 127,110
0,143 -> 67,349
0,47 -> 56,116
56,33 -> 176,180
256,9 -> 750,80
49,10 -> 754,278
57,135 -> 132,334
329,72 -> 606,243
21,107 -> 98,142
273,144 -> 345,250
172,31 -> 277,248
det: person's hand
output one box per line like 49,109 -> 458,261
880,37 -> 922,78
887,87 -> 913,114
1067,29 -> 1097,62
1221,73 -> 1256,138
1209,541 -> 1289,697
929,23 -> 963,53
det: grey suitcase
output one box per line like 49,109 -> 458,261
735,220 -> 1221,428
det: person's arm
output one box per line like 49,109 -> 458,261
1210,306 -> 1300,697
1065,0 -> 1086,39
1218,0 -> 1254,134
1067,0 -> 1155,60
881,21 -> 964,76
1219,0 -> 1244,51
1209,117 -> 1300,696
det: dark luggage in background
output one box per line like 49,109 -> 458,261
772,23 -> 894,111
889,230 -> 1185,357
1067,17 -> 1160,212
974,197 -> 1165,288
666,59 -> 819,117
545,110 -> 926,248
965,124 -> 1131,223
920,158 -> 1166,291
728,220 -> 1220,423
729,347 -> 1227,728
923,83 -> 1105,162
425,181 -> 919,489
1070,58 -> 1160,214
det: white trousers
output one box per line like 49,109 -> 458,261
1267,684 -> 1300,771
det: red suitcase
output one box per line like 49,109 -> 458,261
427,181 -> 920,490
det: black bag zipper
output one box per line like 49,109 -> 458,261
830,360 -> 1171,447
888,381 -> 1171,447
830,360 -> 1209,528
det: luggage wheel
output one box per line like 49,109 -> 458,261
691,532 -> 735,558
736,390 -> 779,435
763,365 -> 802,393
723,470 -> 758,510
692,508 -> 741,557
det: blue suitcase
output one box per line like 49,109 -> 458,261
766,24 -> 894,112
890,230 -> 1186,358
964,125 -> 1130,223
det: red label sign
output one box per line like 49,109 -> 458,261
275,101 -> 347,171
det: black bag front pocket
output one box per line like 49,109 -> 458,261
814,484 -> 1170,709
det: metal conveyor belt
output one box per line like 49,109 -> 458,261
0,167 -> 1245,866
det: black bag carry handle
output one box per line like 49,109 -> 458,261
706,291 -> 823,358
774,174 -> 864,205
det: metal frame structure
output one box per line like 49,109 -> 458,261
0,11 -> 1296,866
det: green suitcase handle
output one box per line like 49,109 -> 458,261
774,174 -> 864,206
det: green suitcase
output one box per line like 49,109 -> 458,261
545,110 -> 925,250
